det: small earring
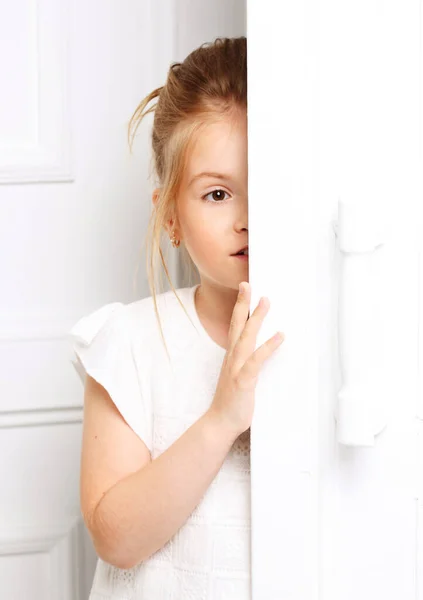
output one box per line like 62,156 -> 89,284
170,231 -> 180,248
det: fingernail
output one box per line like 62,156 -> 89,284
239,283 -> 244,294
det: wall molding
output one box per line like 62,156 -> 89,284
0,517 -> 83,600
0,406 -> 83,429
0,312 -> 86,342
0,0 -> 73,184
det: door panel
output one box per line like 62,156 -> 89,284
247,0 -> 422,598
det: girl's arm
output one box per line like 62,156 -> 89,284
81,375 -> 238,570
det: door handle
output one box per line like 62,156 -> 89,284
332,197 -> 388,446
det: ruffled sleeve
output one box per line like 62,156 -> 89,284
67,302 -> 153,452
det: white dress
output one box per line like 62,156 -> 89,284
68,284 -> 251,599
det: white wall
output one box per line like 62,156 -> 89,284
0,1 -> 161,598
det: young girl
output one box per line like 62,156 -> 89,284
68,36 -> 284,600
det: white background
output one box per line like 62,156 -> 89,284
1,1 -> 422,599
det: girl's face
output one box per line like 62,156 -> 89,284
172,110 -> 249,291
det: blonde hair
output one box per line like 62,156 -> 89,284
127,36 -> 247,361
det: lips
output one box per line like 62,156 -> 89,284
232,245 -> 249,256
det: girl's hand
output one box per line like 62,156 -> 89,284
208,282 -> 285,438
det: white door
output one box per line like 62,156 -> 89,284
248,0 -> 422,598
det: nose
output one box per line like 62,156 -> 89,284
235,195 -> 248,232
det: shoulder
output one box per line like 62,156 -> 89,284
122,286 -> 193,351
125,286 -> 191,324
68,287 -> 191,349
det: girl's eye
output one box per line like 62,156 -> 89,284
202,189 -> 230,203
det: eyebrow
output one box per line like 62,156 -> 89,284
188,171 -> 231,188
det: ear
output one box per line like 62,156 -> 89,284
152,188 -> 160,208
152,188 -> 177,237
